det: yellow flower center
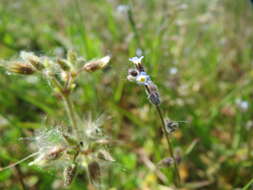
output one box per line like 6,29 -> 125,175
139,76 -> 146,82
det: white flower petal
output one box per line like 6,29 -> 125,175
129,56 -> 144,65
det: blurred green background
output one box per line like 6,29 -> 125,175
0,0 -> 253,189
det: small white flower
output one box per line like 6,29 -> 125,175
236,99 -> 249,112
169,67 -> 178,75
129,56 -> 144,65
136,72 -> 150,85
116,4 -> 129,13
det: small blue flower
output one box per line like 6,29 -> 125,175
136,72 -> 151,85
129,56 -> 144,65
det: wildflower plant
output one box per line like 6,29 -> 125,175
0,51 -> 113,187
127,56 -> 181,187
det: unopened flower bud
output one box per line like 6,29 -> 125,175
146,82 -> 160,105
82,55 -> 110,72
128,68 -> 138,77
148,92 -> 161,105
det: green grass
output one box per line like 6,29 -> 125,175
0,0 -> 253,189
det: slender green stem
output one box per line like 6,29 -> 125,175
50,76 -> 80,139
62,94 -> 80,140
156,105 -> 181,187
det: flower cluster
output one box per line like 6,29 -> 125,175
127,56 -> 161,105
1,50 -> 113,187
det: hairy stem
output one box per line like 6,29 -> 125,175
156,105 -> 181,187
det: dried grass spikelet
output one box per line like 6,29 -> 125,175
88,161 -> 101,184
82,55 -> 110,72
20,51 -> 44,70
63,163 -> 77,186
9,62 -> 35,75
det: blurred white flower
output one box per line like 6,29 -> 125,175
116,4 -> 129,13
236,99 -> 249,111
169,67 -> 178,75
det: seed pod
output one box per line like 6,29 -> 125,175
56,58 -> 71,71
82,56 -> 110,72
88,161 -> 101,184
20,51 -> 45,70
9,62 -> 35,75
63,163 -> 77,186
